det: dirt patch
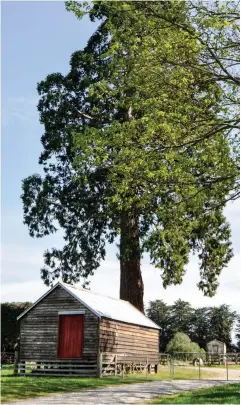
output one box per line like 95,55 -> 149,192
175,365 -> 240,381
201,366 -> 240,381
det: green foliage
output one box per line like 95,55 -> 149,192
166,332 -> 192,354
147,300 -> 237,351
208,305 -> 238,348
136,1 -> 240,199
235,316 -> 240,350
22,1 -> 237,306
145,300 -> 172,352
1,302 -> 32,352
169,300 -> 194,337
166,332 -> 205,359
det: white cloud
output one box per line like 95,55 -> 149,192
1,247 -> 45,284
1,281 -> 49,303
2,244 -> 45,266
2,96 -> 39,127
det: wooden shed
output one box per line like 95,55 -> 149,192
206,339 -> 227,366
206,339 -> 226,354
17,282 -> 160,376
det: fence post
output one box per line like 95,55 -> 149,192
97,352 -> 103,378
198,352 -> 201,380
115,354 -> 117,377
122,354 -> 125,379
226,356 -> 229,381
13,349 -> 19,376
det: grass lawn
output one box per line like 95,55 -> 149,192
1,365 -> 155,403
205,364 -> 240,369
148,383 -> 240,404
0,365 -> 235,403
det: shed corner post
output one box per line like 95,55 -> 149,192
115,354 -> 118,376
13,349 -> 19,376
97,351 -> 103,378
97,317 -> 102,378
13,337 -> 20,376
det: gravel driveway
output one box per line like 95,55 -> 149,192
4,379 -> 236,405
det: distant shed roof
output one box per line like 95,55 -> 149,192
207,340 -> 226,345
17,282 -> 160,330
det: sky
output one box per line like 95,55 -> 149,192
1,2 -> 240,321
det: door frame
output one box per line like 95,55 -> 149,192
57,312 -> 85,359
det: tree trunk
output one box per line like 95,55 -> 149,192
119,212 -> 144,313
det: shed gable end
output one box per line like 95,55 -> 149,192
19,285 -> 99,361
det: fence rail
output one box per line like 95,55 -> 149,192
14,351 -> 239,380
17,360 -> 98,377
100,351 -> 239,381
100,352 -> 158,377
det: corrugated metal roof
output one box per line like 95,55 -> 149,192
17,282 -> 160,330
62,283 -> 160,329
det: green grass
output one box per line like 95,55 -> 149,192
1,365 -> 237,403
149,383 -> 240,404
0,365 -> 210,403
205,364 -> 240,369
0,365 -> 155,403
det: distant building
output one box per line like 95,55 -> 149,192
206,339 -> 226,354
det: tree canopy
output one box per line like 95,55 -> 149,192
22,1 -> 239,311
146,299 -> 238,351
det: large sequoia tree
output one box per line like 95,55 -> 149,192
22,1 -> 237,312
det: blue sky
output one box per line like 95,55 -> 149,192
1,2 -> 240,318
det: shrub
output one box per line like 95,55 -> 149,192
166,332 -> 205,360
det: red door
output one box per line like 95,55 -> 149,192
58,315 -> 84,358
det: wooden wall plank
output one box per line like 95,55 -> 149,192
99,319 -> 159,362
20,285 -> 99,361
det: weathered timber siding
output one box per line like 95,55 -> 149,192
99,318 -> 159,362
19,285 -> 99,361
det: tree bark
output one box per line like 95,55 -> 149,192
119,212 -> 144,313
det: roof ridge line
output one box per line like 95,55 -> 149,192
62,282 -> 129,303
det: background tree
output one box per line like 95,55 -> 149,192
22,1 -> 235,311
146,300 -> 237,351
146,300 -> 172,351
235,316 -> 240,350
1,302 -> 32,352
207,304 -> 237,349
169,300 -> 194,337
189,307 -> 211,349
